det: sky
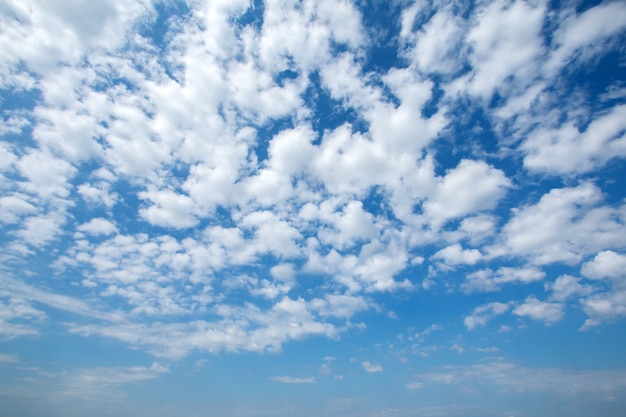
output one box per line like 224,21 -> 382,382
1,0 -> 626,416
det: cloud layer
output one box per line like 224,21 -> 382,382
1,0 -> 625,416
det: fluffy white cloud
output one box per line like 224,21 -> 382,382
310,294 -> 369,319
513,296 -> 564,324
547,1 -> 626,74
0,194 -> 37,224
546,275 -> 594,302
579,251 -> 626,329
423,160 -> 510,229
16,150 -> 76,199
522,105 -> 626,175
464,302 -> 509,330
139,188 -> 199,229
581,251 -> 626,280
410,9 -> 464,75
461,0 -> 546,99
580,290 -> 626,331
489,183 -> 626,265
77,218 -> 117,236
433,243 -> 482,267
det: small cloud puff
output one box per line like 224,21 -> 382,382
362,361 -> 383,373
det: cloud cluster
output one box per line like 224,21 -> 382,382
1,0 -> 625,365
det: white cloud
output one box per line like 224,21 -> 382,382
581,251 -> 626,280
1,0 -> 625,381
410,9 -> 465,75
462,0 -> 546,99
489,183 -> 626,265
0,194 -> 37,224
269,376 -> 316,384
16,212 -> 68,247
547,275 -> 594,302
0,276 -> 122,323
522,105 -> 626,175
433,243 -> 482,266
362,361 -> 383,373
456,215 -> 497,245
423,159 -> 510,229
369,68 -> 446,155
310,294 -> 369,319
462,267 -> 545,293
580,289 -> 626,331
547,1 -> 626,74
45,362 -> 168,402
77,180 -> 118,209
77,218 -> 117,236
270,263 -> 296,282
139,188 -> 199,229
464,301 -> 509,330
513,296 -> 564,324
406,381 -> 425,390
16,150 -> 76,199
579,251 -> 626,329
0,297 -> 46,340
69,302 -> 338,359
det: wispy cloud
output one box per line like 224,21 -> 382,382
362,361 -> 383,373
270,376 -> 316,384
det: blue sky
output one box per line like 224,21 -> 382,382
1,0 -> 626,416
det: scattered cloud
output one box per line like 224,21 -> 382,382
362,361 -> 383,373
464,302 -> 510,331
270,376 -> 316,384
513,296 -> 564,325
1,1 -> 625,415
417,360 -> 626,396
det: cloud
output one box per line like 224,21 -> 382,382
513,296 -> 564,325
0,296 -> 46,340
423,159 -> 511,229
580,290 -> 626,331
464,302 -> 509,330
459,0 -> 546,99
362,361 -> 383,373
578,252 -> 626,329
0,194 -> 37,224
0,276 -> 123,323
489,183 -> 626,265
547,1 -> 626,74
581,251 -> 626,280
406,381 -> 425,390
269,376 -> 316,384
0,2 -> 625,407
139,189 -> 199,229
417,360 -> 626,396
546,275 -> 594,302
462,266 -> 545,293
409,9 -> 464,75
4,361 -> 168,406
433,243 -> 482,267
77,218 -> 117,236
522,105 -> 626,175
